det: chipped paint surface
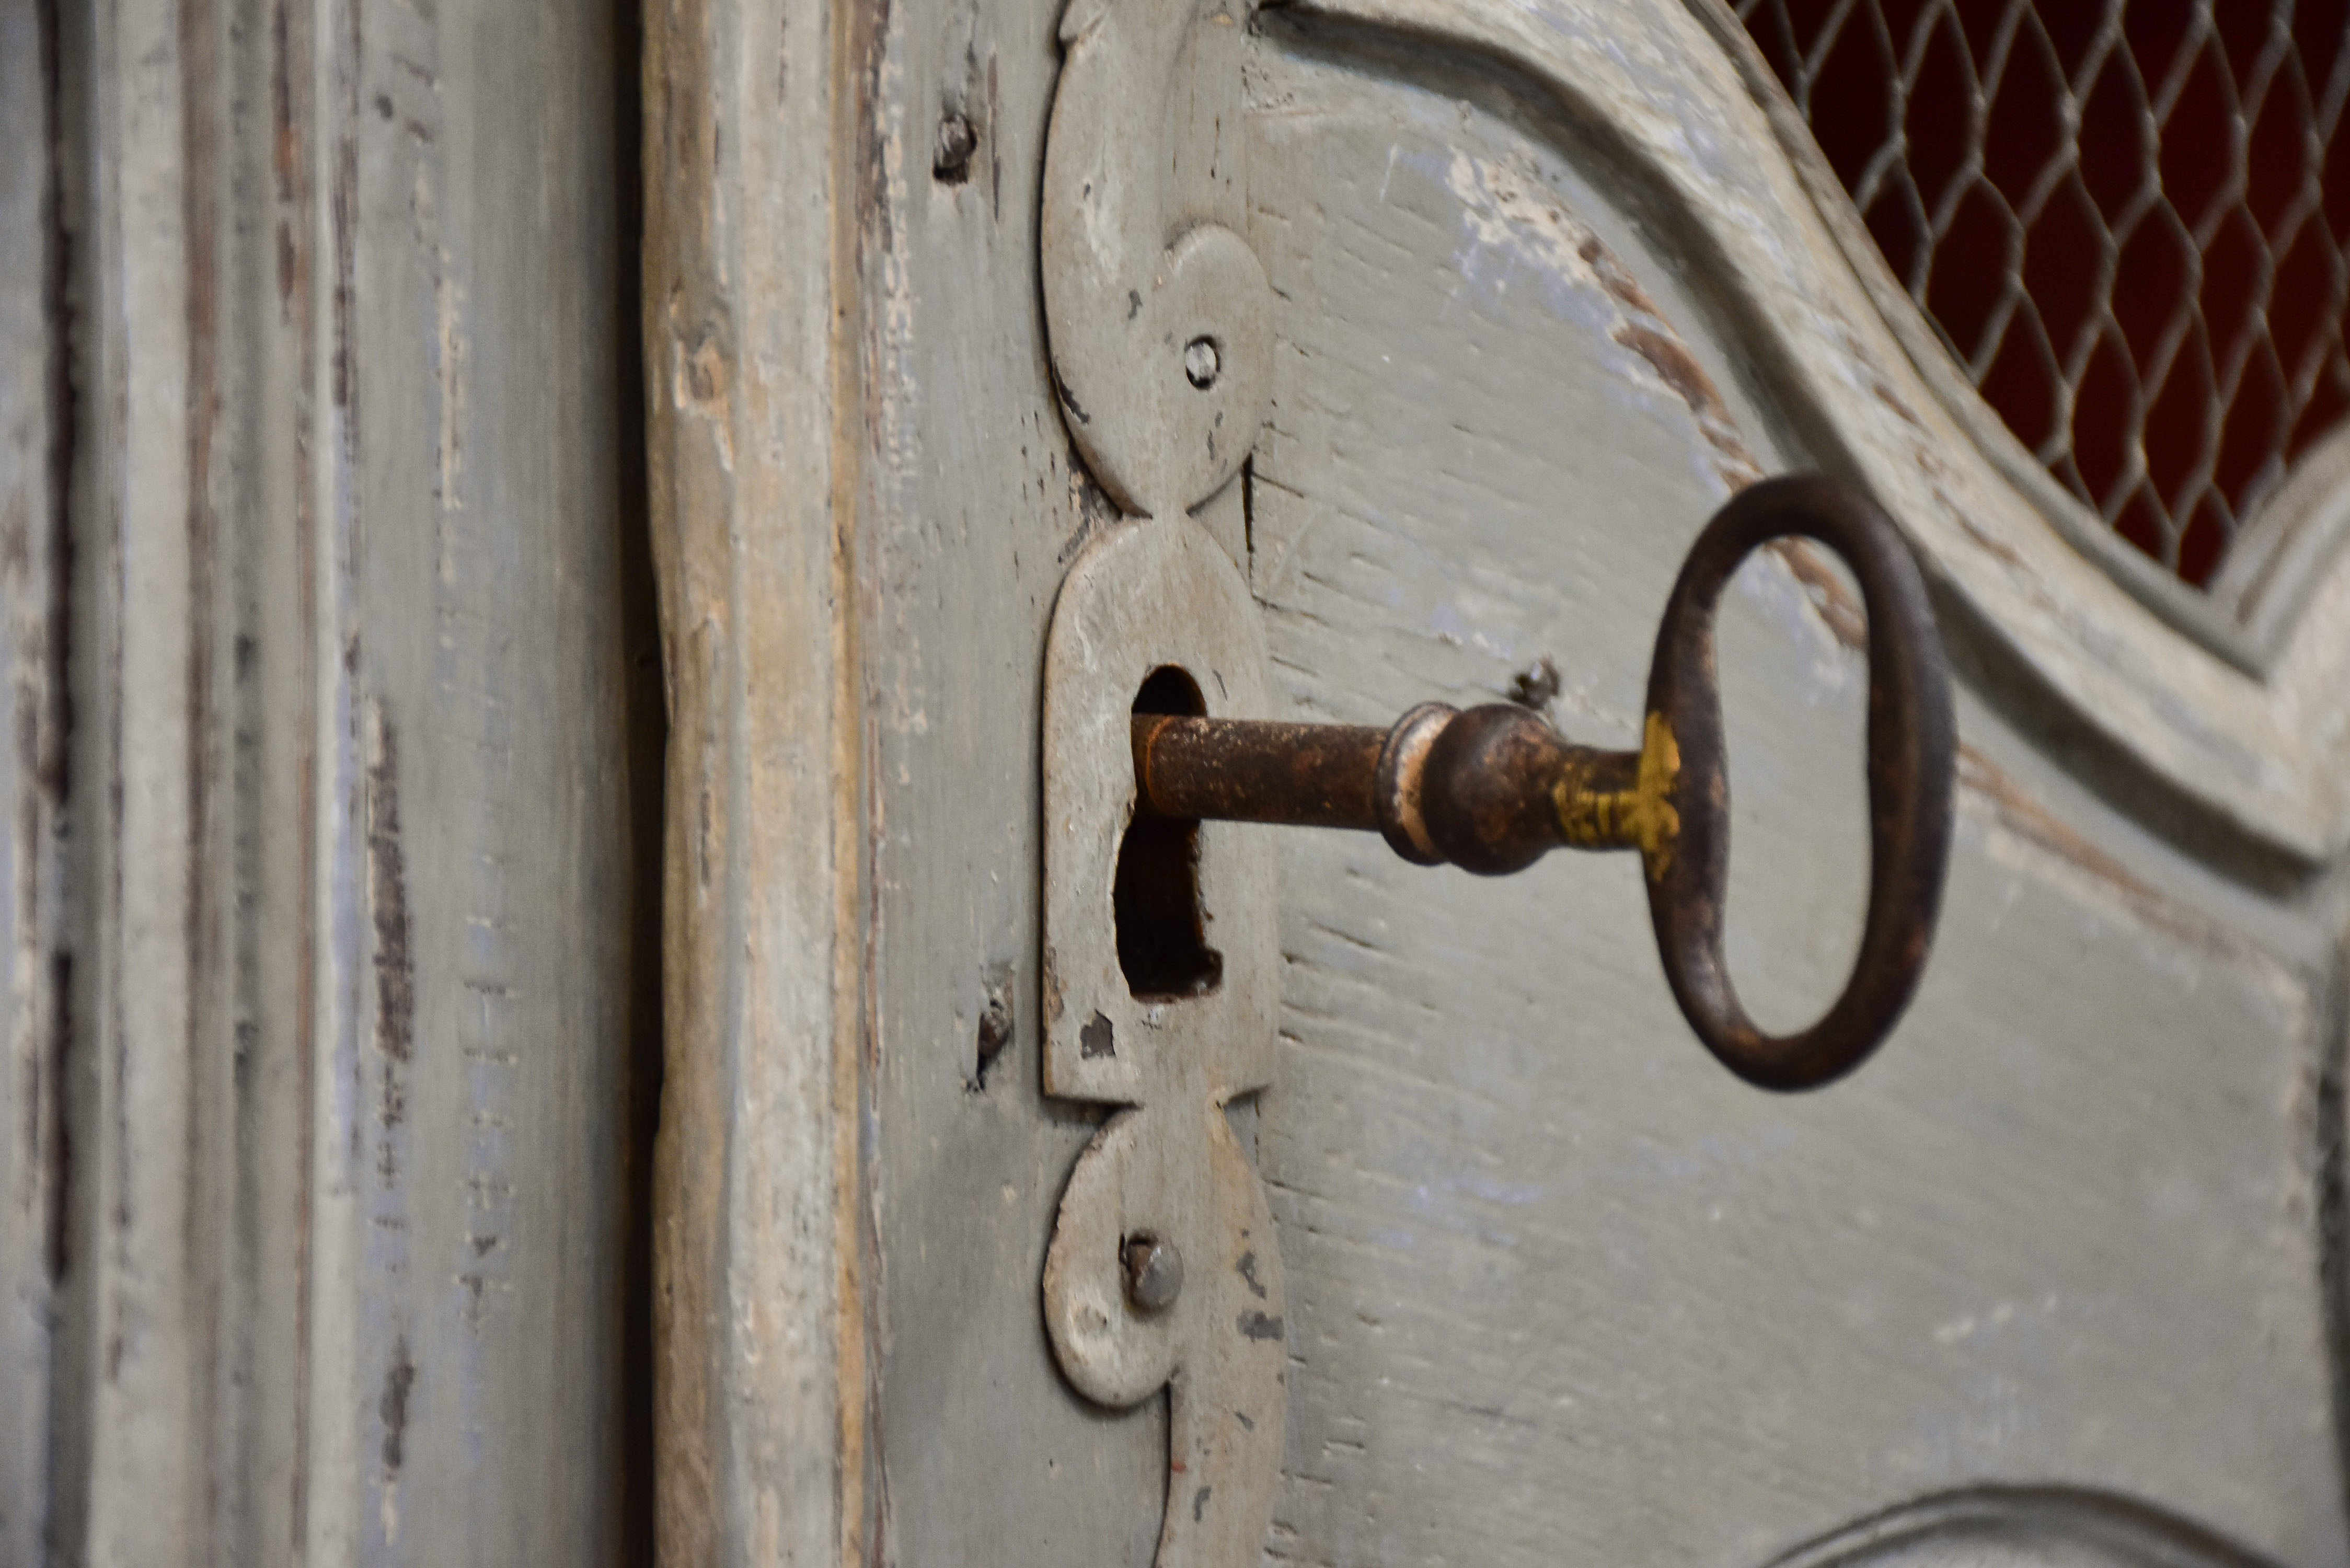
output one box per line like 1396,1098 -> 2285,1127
33,1 -> 645,1562
1442,146 -> 1761,501
661,2 -> 2350,1568
1232,32 -> 2345,1565
1279,0 -> 2350,866
0,2 -> 65,1557
645,0 -> 870,1557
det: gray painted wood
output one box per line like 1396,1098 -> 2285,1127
26,0 -> 648,1562
0,1 -> 65,1559
1243,52 -> 2340,1563
647,2 -> 2350,1566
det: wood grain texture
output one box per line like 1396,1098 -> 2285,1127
40,0 -> 643,1562
1269,0 -> 2350,870
1245,43 -> 2346,1565
657,0 -> 2350,1564
0,0 -> 65,1559
640,0 -> 869,1558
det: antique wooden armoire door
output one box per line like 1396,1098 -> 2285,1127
647,0 -> 2350,1565
11,0 -> 2350,1562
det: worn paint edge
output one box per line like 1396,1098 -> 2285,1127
643,0 -> 873,1557
1268,0 -> 2349,866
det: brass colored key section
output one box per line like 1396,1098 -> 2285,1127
1125,475 -> 1957,1092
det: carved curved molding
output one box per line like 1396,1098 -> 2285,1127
1762,1488 -> 2284,1568
2210,421 -> 2350,653
1673,0 -> 2299,678
1270,0 -> 2350,864
1686,0 -> 2350,693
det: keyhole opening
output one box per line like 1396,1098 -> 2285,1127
1115,667 -> 1224,999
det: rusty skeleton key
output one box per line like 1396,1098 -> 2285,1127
1128,475 -> 1957,1090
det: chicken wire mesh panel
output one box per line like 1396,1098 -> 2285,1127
1736,0 -> 2350,583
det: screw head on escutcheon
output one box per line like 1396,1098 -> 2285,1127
1123,1235 -> 1184,1312
1182,337 -> 1220,389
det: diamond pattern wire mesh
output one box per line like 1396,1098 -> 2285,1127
1736,0 -> 2350,583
